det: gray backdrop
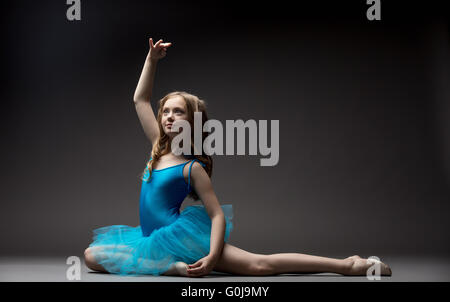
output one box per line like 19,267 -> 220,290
1,0 -> 449,259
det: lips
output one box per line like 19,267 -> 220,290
166,124 -> 173,128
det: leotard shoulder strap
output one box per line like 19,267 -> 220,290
187,159 -> 206,192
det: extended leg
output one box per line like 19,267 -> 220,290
213,244 -> 390,276
263,252 -> 350,275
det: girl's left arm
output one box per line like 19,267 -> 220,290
186,162 -> 226,276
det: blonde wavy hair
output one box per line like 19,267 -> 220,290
140,91 -> 213,201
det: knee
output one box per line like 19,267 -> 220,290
84,247 -> 91,260
84,247 -> 108,273
84,247 -> 96,269
251,256 -> 275,276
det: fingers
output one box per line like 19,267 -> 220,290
188,261 -> 201,268
188,266 -> 203,273
149,38 -> 172,49
187,266 -> 206,277
187,261 -> 205,277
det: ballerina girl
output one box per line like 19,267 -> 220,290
84,38 -> 392,278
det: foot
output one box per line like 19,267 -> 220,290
344,256 -> 392,276
162,261 -> 189,277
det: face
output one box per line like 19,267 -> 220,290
161,96 -> 188,137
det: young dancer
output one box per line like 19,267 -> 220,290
84,38 -> 392,278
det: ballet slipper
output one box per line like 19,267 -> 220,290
367,258 -> 392,276
347,257 -> 392,276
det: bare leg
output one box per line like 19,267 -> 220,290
214,244 -> 391,276
85,244 -> 392,277
84,247 -> 108,273
84,245 -> 136,273
264,253 -> 350,275
85,246 -> 190,276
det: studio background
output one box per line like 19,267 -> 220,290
1,0 -> 449,260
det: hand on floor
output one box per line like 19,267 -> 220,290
187,254 -> 217,277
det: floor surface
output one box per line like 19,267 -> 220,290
1,255 -> 449,282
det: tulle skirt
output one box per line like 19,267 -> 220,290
88,204 -> 233,276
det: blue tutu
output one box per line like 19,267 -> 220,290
88,158 -> 233,276
89,204 -> 233,276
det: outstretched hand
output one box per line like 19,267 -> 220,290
186,254 -> 217,277
148,38 -> 172,61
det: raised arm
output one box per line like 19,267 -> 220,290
133,38 -> 172,145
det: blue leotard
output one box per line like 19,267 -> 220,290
88,158 -> 233,276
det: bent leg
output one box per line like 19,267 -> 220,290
84,244 -> 141,274
85,245 -> 190,276
84,247 -> 108,273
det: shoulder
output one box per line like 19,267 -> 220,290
190,161 -> 206,173
189,161 -> 209,180
184,160 -> 206,176
189,162 -> 212,191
